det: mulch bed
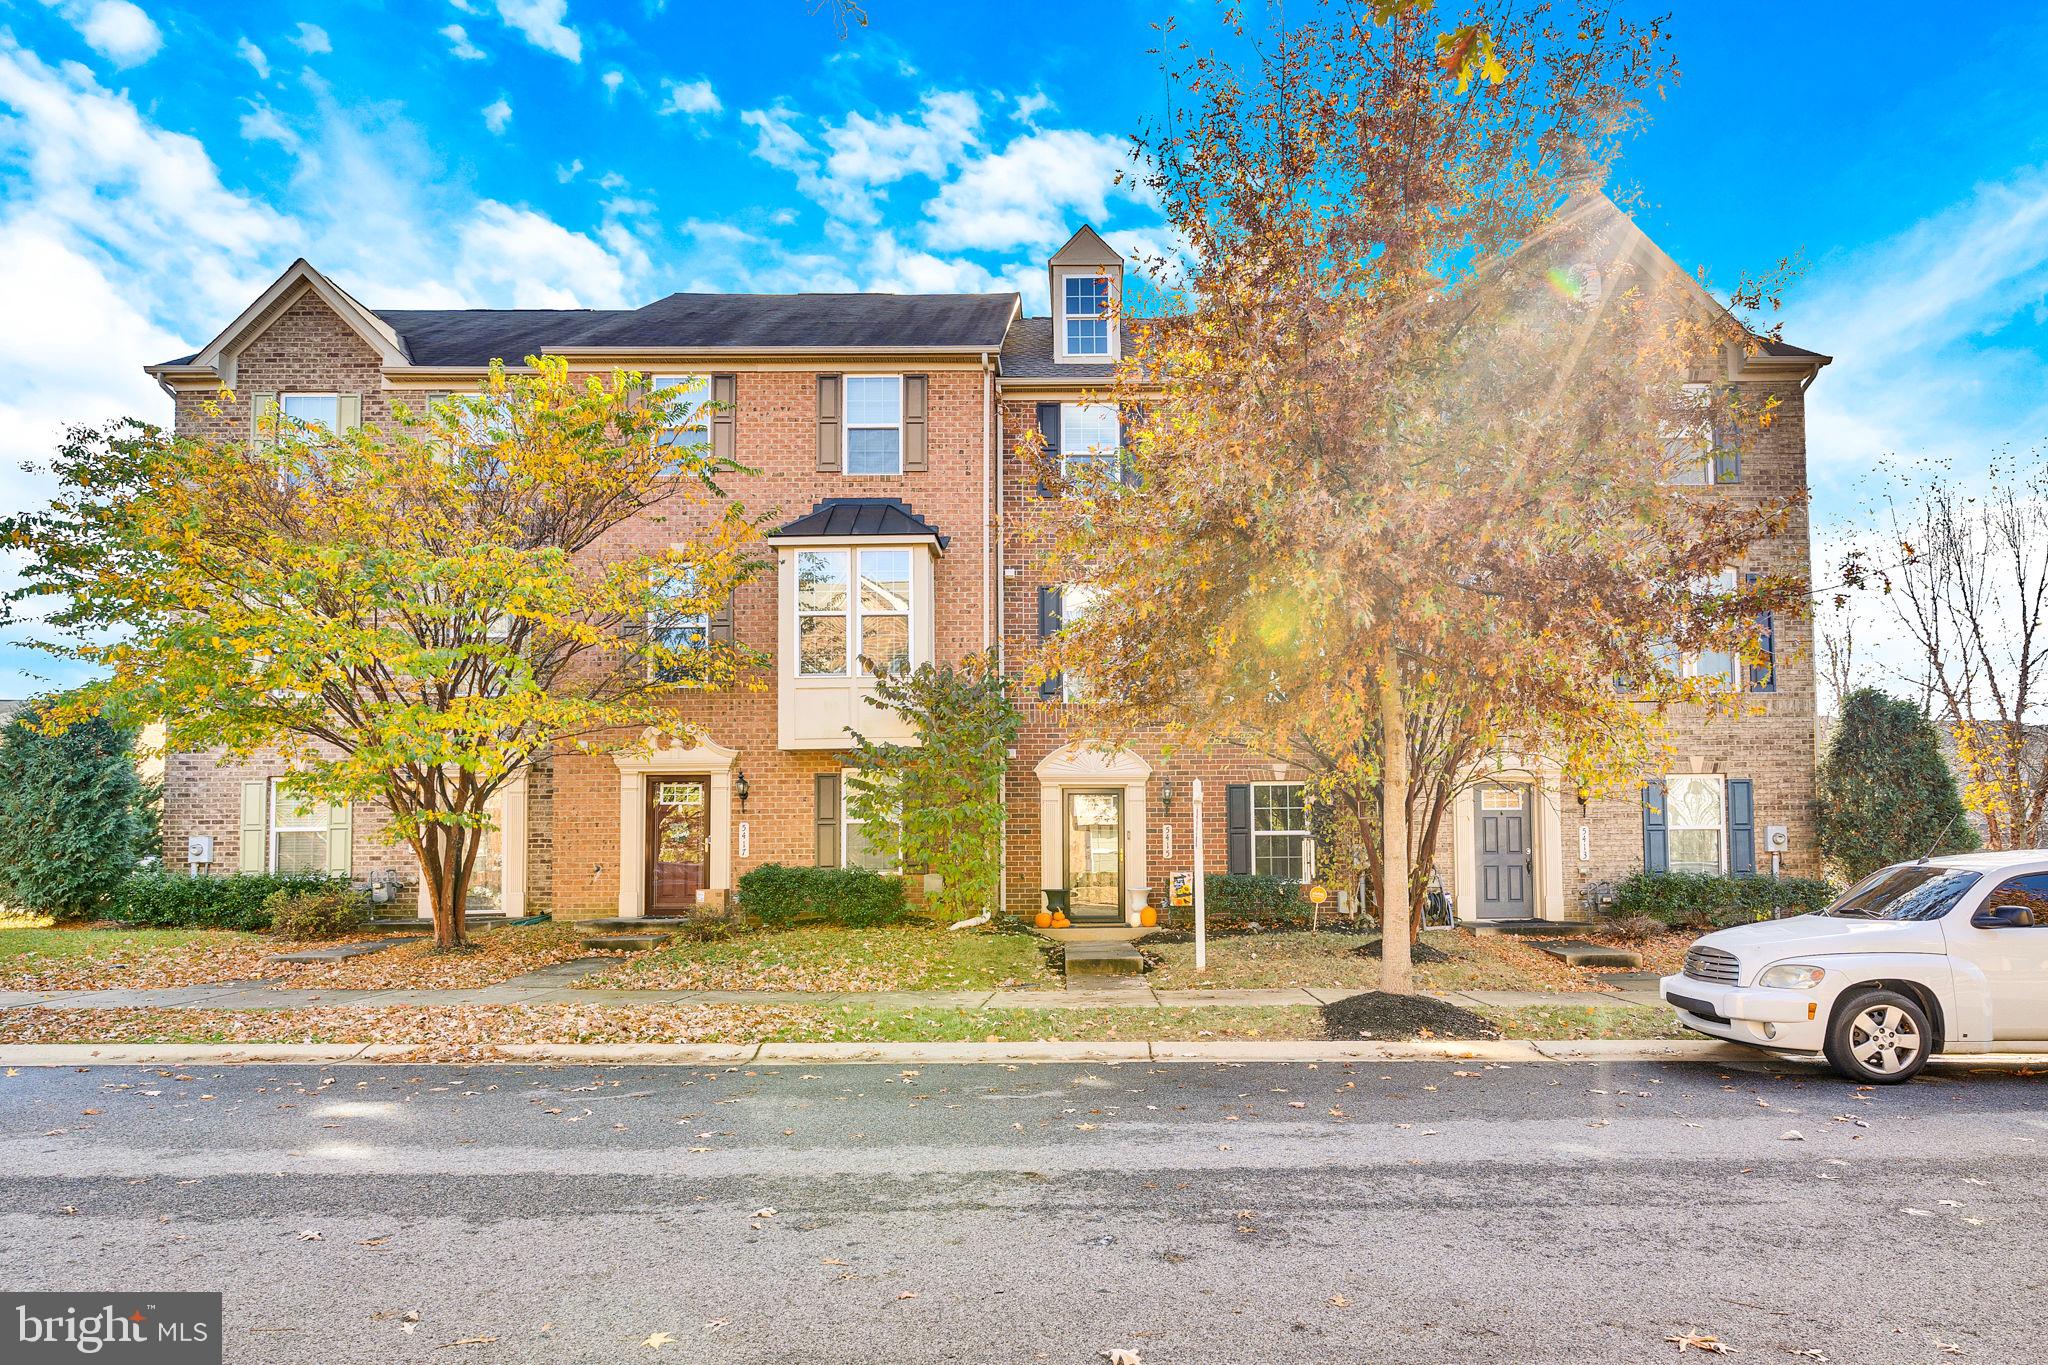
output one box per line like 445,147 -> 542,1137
1351,938 -> 1453,964
1143,922 -> 1373,944
1319,990 -> 1501,1041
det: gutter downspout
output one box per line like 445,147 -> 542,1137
954,349 -> 1004,933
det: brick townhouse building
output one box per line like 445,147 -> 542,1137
145,207 -> 1829,929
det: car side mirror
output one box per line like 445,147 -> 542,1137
1972,904 -> 2038,930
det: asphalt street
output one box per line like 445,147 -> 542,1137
2,1055 -> 2044,1363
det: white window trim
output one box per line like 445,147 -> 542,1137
1053,267 -> 1119,363
279,392 -> 341,432
1059,402 -> 1121,482
650,374 -> 711,457
268,778 -> 328,875
841,769 -> 901,872
1251,781 -> 1313,884
842,374 -> 904,476
1665,773 -> 1728,876
796,547 -> 914,678
648,562 -> 710,668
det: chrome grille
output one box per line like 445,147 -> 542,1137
1683,945 -> 1740,985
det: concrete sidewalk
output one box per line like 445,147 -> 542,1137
0,980 -> 1666,1012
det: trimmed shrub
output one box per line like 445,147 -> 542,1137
111,871 -> 343,931
1819,687 -> 1978,881
1202,874 -> 1312,929
1610,871 -> 1836,930
264,884 -> 373,939
0,699 -> 152,921
737,863 -> 908,929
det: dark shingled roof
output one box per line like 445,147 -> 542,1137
372,293 -> 1018,367
770,498 -> 949,550
996,315 -> 1142,381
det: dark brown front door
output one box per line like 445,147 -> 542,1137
646,777 -> 708,917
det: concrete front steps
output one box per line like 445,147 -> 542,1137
1062,941 -> 1150,990
1528,938 -> 1642,969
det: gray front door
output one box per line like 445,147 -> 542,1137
1475,784 -> 1532,920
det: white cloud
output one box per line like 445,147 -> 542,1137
659,76 -> 721,117
235,36 -> 269,78
456,202 -> 631,307
924,128 -> 1140,252
1793,166 -> 2048,511
555,158 -> 582,183
43,0 -> 162,68
600,69 -> 623,98
492,0 -> 580,63
481,96 -> 512,134
741,91 -> 985,227
440,24 -> 486,61
1012,90 -> 1052,124
289,22 -> 331,55
238,103 -> 298,150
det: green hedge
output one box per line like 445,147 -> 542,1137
1610,871 -> 1836,929
1200,874 -> 1313,928
109,871 -> 346,931
737,863 -> 908,928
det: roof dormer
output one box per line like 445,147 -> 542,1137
1048,225 -> 1122,365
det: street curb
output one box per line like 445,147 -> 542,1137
0,1038 -> 1776,1066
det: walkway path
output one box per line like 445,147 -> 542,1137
0,955 -> 1666,1013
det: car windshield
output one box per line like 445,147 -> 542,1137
1824,865 -> 1982,921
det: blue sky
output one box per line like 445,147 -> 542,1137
2,0 -> 2046,695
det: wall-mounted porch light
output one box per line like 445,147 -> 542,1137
735,770 -> 751,812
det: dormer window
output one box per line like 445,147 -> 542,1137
1063,275 -> 1111,357
1048,225 -> 1125,365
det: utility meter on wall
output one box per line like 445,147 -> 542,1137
1764,826 -> 1790,853
186,834 -> 213,865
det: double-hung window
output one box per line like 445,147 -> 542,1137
1662,383 -> 1715,486
1665,774 -> 1726,874
650,375 -> 711,469
1063,274 -> 1111,356
797,547 -> 913,676
1058,583 -> 1100,701
648,566 -> 709,681
280,393 -> 340,432
844,375 -> 903,475
1651,569 -> 1740,688
841,770 -> 899,871
270,782 -> 331,874
1251,782 -> 1312,882
1059,404 -> 1121,483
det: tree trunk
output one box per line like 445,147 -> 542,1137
1378,640 -> 1413,994
418,825 -> 470,951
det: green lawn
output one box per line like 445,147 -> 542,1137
0,926 -> 282,990
1484,1003 -> 1688,1041
578,924 -> 1059,993
770,1004 -> 1324,1042
1143,929 -> 1593,993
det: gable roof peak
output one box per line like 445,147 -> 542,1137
1049,224 -> 1123,269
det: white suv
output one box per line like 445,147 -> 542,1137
1660,850 -> 2048,1083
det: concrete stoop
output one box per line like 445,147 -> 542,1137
1062,941 -> 1147,989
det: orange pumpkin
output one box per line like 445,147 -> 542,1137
1139,907 -> 1158,927
1052,911 -> 1070,928
1034,910 -> 1053,929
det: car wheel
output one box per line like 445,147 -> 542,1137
1824,988 -> 1932,1084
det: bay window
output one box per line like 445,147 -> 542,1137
797,547 -> 912,676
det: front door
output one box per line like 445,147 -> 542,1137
1064,789 -> 1125,923
646,777 -> 708,917
1475,784 -> 1532,920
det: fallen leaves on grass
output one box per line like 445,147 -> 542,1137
0,928 -> 321,991
268,924 -> 611,991
577,925 -> 1053,993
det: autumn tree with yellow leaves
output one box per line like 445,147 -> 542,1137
1039,0 -> 1805,991
4,358 -> 761,948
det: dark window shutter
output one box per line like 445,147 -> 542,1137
814,773 -> 840,867
711,374 -> 737,462
1226,783 -> 1252,876
816,375 -> 841,472
1120,403 -> 1145,488
1035,401 -> 1060,498
1728,779 -> 1755,877
709,593 -> 735,644
903,374 -> 928,472
1745,573 -> 1775,693
1037,586 -> 1063,698
1642,781 -> 1668,874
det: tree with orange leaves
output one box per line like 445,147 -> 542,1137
1039,1 -> 1803,991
